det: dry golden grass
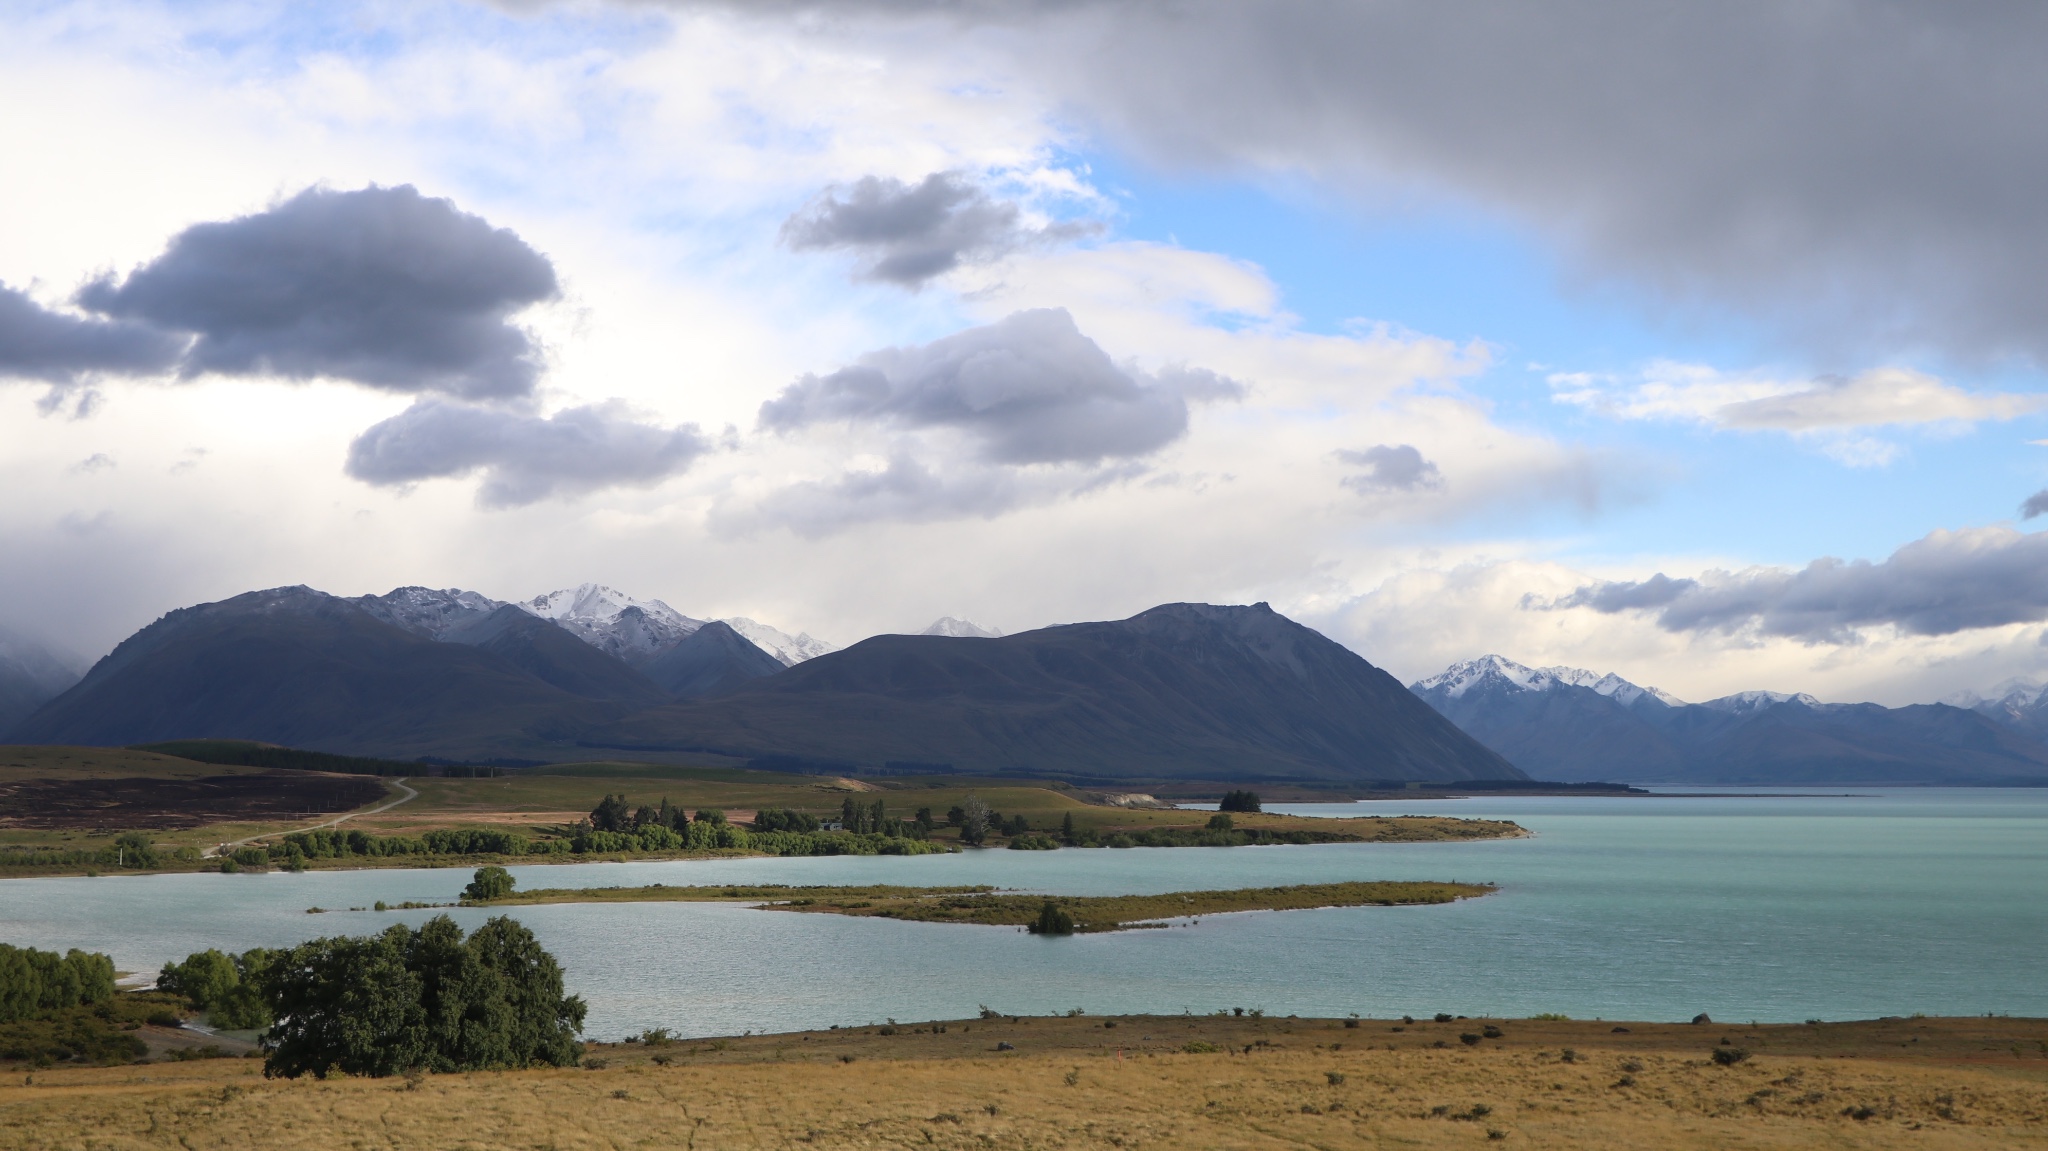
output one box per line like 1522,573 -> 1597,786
5,1015 -> 2047,1149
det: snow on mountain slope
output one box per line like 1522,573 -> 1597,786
920,617 -> 1004,639
1413,654 -> 1687,706
722,617 -> 837,667
356,587 -> 504,637
519,584 -> 704,663
1697,689 -> 1827,715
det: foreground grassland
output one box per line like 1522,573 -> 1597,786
473,880 -> 1494,931
6,1015 -> 2047,1149
0,748 -> 1525,875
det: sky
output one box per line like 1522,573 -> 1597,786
5,0 -> 2048,705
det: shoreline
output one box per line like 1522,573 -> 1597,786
0,815 -> 1530,880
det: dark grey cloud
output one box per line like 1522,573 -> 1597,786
782,172 -> 1086,287
0,283 -> 182,384
759,308 -> 1238,464
708,2 -> 2048,366
1336,444 -> 1442,493
345,399 -> 712,508
1549,526 -> 2048,642
79,185 -> 558,399
2024,490 -> 2048,520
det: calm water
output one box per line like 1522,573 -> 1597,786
2,789 -> 2043,1038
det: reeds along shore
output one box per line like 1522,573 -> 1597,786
5,1015 -> 2046,1150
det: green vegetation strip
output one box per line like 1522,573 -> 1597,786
468,880 -> 1494,932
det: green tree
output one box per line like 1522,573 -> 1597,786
1219,790 -> 1263,813
589,793 -> 631,832
0,944 -> 116,1022
261,915 -> 583,1079
1206,813 -> 1235,831
1061,811 -> 1077,842
113,831 -> 159,869
1029,901 -> 1076,935
959,795 -> 991,845
463,865 -> 515,902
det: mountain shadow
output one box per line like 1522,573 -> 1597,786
638,621 -> 787,698
6,587 -> 621,756
589,602 -> 1521,784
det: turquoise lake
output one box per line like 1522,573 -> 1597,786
2,788 -> 2043,1039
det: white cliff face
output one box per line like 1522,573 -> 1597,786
721,618 -> 838,667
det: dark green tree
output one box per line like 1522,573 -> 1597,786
1218,790 -> 1263,813
261,916 -> 583,1079
1061,811 -> 1077,842
1029,901 -> 1076,935
463,865 -> 515,902
1206,813 -> 1235,831
0,944 -> 115,1022
589,794 -> 631,832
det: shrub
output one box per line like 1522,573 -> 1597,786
230,846 -> 269,870
1205,813 -> 1234,831
1030,902 -> 1076,935
463,865 -> 515,902
1711,1047 -> 1749,1066
1007,834 -> 1060,851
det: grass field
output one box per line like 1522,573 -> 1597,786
474,879 -> 1496,931
5,1014 -> 2046,1149
0,747 -> 1524,874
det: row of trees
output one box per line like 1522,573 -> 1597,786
158,916 -> 586,1078
0,944 -> 116,1023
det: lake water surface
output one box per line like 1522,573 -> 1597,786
3,788 -> 2043,1038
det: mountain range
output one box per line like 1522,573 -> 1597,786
5,589 -> 1514,785
1411,655 -> 2048,785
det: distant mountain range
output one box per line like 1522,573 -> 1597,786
0,627 -> 82,735
1411,655 -> 2048,785
5,589 -> 1515,785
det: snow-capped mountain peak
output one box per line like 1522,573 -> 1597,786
722,617 -> 838,667
920,617 -> 1004,639
519,584 -> 703,663
355,587 -> 505,637
1697,689 -> 1824,715
1412,654 -> 1554,698
1412,654 -> 1685,706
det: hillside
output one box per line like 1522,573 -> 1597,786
4,587 -> 621,758
592,603 -> 1521,783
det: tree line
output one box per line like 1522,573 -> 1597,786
0,944 -> 116,1023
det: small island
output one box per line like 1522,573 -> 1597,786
459,879 -> 1496,932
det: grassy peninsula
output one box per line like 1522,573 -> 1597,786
464,880 -> 1495,931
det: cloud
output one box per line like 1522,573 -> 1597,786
2023,491 -> 2048,520
78,185 -> 558,400
732,454 -> 1028,538
0,283 -> 181,384
1553,364 -> 2045,431
782,172 -> 1087,287
1546,525 -> 2048,642
344,399 -> 712,508
1336,444 -> 1442,493
759,308 -> 1239,464
708,2 -> 2048,366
